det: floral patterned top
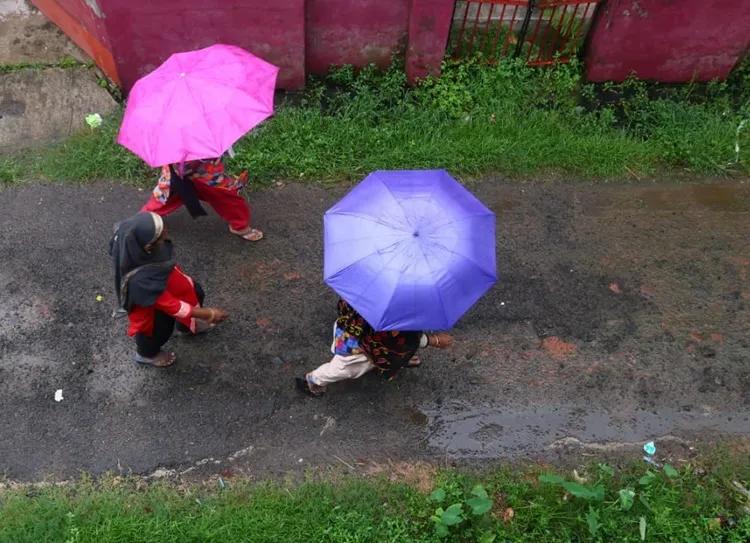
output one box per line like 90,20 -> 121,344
152,156 -> 248,204
334,299 -> 424,380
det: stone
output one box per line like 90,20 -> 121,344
0,67 -> 117,153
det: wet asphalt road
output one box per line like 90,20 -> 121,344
1,180 -> 750,480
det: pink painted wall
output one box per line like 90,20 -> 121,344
305,0 -> 410,74
98,0 -> 306,91
405,0 -> 455,82
585,0 -> 750,83
34,0 -> 454,92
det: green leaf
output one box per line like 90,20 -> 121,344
599,463 -> 616,477
561,482 -> 594,500
441,503 -> 464,526
663,464 -> 679,478
471,485 -> 489,499
639,472 -> 657,486
586,506 -> 602,536
435,523 -> 449,538
539,474 -> 565,484
466,497 -> 493,516
640,516 -> 647,541
430,489 -> 446,503
591,484 -> 606,502
479,533 -> 497,543
639,494 -> 652,511
619,489 -> 635,511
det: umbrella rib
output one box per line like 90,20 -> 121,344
148,82 -> 184,166
419,213 -> 495,235
327,211 -> 412,232
414,237 -> 451,329
183,77 -> 222,156
353,247 -> 409,315
427,240 -> 496,274
327,239 -> 405,277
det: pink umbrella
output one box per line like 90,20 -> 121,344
118,44 -> 278,167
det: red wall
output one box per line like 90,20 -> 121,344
585,0 -> 750,83
305,0 -> 410,74
99,0 -> 306,91
32,0 -> 117,83
33,0 -> 454,92
406,0 -> 455,82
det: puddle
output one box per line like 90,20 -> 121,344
405,405 -> 428,426
490,199 -> 520,214
421,402 -> 750,458
638,186 -> 748,212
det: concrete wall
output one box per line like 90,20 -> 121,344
585,0 -> 750,82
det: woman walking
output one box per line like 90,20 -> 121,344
296,299 -> 453,396
141,150 -> 263,242
109,212 -> 229,367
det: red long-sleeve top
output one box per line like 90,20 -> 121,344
127,266 -> 199,336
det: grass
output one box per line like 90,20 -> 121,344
1,452 -> 750,542
0,57 -> 93,72
1,56 -> 749,187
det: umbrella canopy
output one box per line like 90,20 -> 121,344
324,170 -> 497,331
118,44 -> 278,167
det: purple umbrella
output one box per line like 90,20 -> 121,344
324,170 -> 497,331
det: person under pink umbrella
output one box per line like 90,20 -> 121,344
117,44 -> 278,242
141,146 -> 263,241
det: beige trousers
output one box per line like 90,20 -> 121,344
309,322 -> 427,387
309,353 -> 376,386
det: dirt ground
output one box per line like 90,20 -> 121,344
1,179 -> 750,481
0,10 -> 86,65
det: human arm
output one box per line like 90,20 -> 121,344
154,292 -> 228,323
423,333 -> 454,349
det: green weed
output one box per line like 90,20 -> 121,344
2,457 -> 750,542
1,57 -> 749,187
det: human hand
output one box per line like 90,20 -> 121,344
209,308 -> 229,323
430,333 -> 454,349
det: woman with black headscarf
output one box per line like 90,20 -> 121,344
109,212 -> 229,367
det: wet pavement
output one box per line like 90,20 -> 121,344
1,179 -> 750,480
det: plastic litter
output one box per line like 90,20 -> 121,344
96,295 -> 103,302
643,441 -> 656,455
85,113 -> 103,129
643,456 -> 661,469
54,389 -> 63,402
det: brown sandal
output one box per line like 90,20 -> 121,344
135,351 -> 177,367
296,374 -> 326,397
230,227 -> 264,242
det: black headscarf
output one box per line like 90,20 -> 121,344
108,212 -> 176,312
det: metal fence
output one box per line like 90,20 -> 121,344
449,0 -> 600,66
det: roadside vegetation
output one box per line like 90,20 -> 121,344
1,56 -> 748,186
2,449 -> 749,542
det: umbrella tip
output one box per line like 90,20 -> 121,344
413,231 -> 419,237
180,72 -> 186,77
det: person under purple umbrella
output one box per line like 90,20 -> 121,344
296,298 -> 453,397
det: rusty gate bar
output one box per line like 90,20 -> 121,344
449,0 -> 600,66
450,0 -> 529,62
513,0 -> 535,57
